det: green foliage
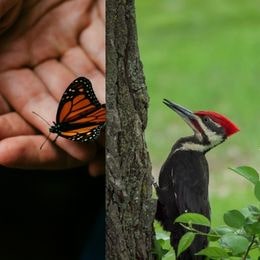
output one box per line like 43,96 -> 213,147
223,210 -> 246,228
161,249 -> 175,260
153,221 -> 173,259
230,166 -> 259,185
175,212 -> 211,227
220,233 -> 249,255
196,247 -> 229,259
255,181 -> 260,201
177,232 -> 195,257
153,166 -> 260,259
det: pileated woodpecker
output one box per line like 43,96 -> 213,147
155,99 -> 239,259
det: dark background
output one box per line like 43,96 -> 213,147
0,165 -> 104,260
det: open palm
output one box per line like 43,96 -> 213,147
0,0 -> 105,174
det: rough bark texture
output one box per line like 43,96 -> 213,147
106,0 -> 155,259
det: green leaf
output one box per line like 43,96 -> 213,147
161,239 -> 172,251
156,231 -> 170,241
247,205 -> 260,213
255,181 -> 260,201
244,222 -> 260,235
162,248 -> 176,260
229,166 -> 259,184
224,210 -> 246,228
207,229 -> 221,242
214,225 -> 235,236
242,205 -> 260,222
152,238 -> 165,259
154,220 -> 167,232
220,233 -> 249,255
196,246 -> 228,258
154,221 -> 172,256
247,205 -> 260,214
177,232 -> 195,257
241,206 -> 254,218
175,213 -> 211,227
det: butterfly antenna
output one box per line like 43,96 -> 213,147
40,132 -> 51,150
33,112 -> 52,149
32,111 -> 51,126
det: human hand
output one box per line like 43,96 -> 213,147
0,0 -> 105,175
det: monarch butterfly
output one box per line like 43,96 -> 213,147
34,77 -> 105,148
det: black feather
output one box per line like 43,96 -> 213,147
155,137 -> 210,259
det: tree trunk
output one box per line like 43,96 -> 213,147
106,0 -> 155,259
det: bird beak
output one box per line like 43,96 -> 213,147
163,99 -> 200,133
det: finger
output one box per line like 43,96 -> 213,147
80,17 -> 105,74
0,94 -> 12,114
62,47 -> 95,76
61,47 -> 105,104
0,69 -> 97,161
0,135 -> 89,169
35,58 -> 105,104
0,0 -> 22,34
97,0 -> 105,23
34,59 -> 76,100
0,112 -> 37,139
41,136 -> 98,162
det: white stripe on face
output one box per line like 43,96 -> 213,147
196,117 -> 223,146
174,116 -> 224,153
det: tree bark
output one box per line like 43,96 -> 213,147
106,0 -> 155,259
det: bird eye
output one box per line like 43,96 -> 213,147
203,117 -> 208,122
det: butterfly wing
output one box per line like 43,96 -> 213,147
55,77 -> 105,142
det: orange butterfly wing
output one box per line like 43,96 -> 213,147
50,77 -> 105,142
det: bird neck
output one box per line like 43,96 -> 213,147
172,135 -> 225,154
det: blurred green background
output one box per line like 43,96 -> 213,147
136,0 -> 260,229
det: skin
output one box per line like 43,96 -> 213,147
0,0 -> 105,175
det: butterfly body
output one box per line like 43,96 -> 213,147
49,120 -> 105,142
49,77 -> 105,143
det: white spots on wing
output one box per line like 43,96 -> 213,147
68,125 -> 102,142
60,77 -> 101,107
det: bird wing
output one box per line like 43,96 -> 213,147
158,151 -> 210,220
156,150 -> 210,255
175,151 -> 210,217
